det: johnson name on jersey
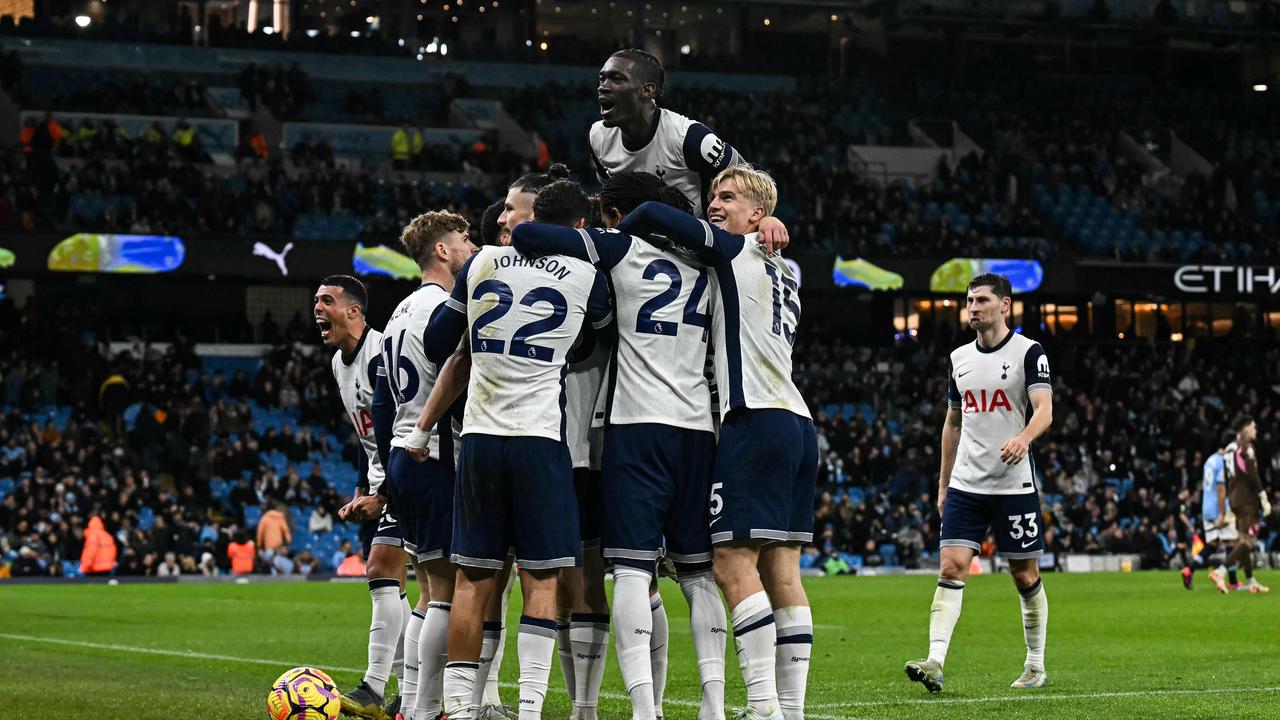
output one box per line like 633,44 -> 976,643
425,245 -> 614,442
589,108 -> 739,216
331,326 -> 386,492
379,283 -> 460,464
945,332 -> 1052,495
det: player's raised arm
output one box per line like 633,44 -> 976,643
510,223 -> 632,269
682,121 -> 739,190
423,256 -> 475,363
616,200 -> 744,264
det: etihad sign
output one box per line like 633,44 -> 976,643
1174,265 -> 1280,294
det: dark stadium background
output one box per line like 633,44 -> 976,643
0,0 -> 1277,584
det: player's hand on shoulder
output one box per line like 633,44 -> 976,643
1000,434 -> 1030,465
758,216 -> 790,254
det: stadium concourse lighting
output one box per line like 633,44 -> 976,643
1253,83 -> 1268,92
306,28 -> 320,37
263,26 -> 275,34
74,15 -> 90,27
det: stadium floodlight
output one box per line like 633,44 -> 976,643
74,15 -> 91,27
263,26 -> 275,34
680,44 -> 691,55
306,28 -> 319,37
440,43 -> 448,56
1253,83 -> 1268,92
351,30 -> 361,37
426,40 -> 438,52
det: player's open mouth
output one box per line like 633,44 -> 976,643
598,95 -> 615,116
708,211 -> 727,224
316,318 -> 332,340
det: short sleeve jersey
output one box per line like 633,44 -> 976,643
331,326 -> 386,492
589,108 -> 740,217
1201,452 -> 1227,521
379,283 -> 460,465
439,246 -> 613,441
945,331 -> 1051,495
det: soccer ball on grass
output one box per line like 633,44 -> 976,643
266,666 -> 341,720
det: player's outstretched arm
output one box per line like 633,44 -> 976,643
405,346 -> 470,463
616,200 -> 744,264
511,223 -> 631,268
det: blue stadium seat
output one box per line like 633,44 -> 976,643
244,505 -> 263,528
138,506 -> 156,531
879,544 -> 899,567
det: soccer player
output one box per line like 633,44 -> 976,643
316,275 -> 408,719
511,171 -> 729,720
1222,415 -> 1271,594
614,166 -> 816,720
1187,432 -> 1238,592
372,211 -> 477,720
903,273 -> 1054,693
413,179 -> 614,720
591,49 -> 788,250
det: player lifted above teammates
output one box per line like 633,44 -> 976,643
616,166 -> 816,720
511,171 -> 729,720
371,212 -> 477,720
591,49 -> 788,250
904,273 -> 1054,693
1223,415 -> 1271,594
414,178 -> 613,720
315,275 -> 408,720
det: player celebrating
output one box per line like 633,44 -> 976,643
512,171 -> 730,720
903,273 -> 1054,693
591,49 -> 788,250
1223,415 -> 1271,594
615,166 -> 816,720
415,179 -> 614,720
372,211 -> 477,720
316,275 -> 408,720
1187,432 -> 1238,592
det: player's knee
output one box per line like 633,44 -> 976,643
1010,562 -> 1039,589
938,557 -> 970,583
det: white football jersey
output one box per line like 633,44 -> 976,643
433,246 -> 613,442
509,224 -> 715,431
946,332 -> 1052,495
379,283 -> 461,465
565,336 -> 608,469
589,108 -> 740,217
331,326 -> 386,492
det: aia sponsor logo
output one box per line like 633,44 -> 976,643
962,388 -> 1012,414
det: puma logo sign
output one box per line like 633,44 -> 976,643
253,241 -> 294,276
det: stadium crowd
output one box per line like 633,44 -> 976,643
2,278 -> 1277,579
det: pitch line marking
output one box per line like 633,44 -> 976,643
809,684 -> 1280,709
0,632 -> 863,720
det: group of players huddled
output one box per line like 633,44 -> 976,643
311,48 -> 1071,720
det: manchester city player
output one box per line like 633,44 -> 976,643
615,166 -> 815,720
414,180 -> 614,720
904,273 -> 1054,693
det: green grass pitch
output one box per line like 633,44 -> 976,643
1,571 -> 1277,719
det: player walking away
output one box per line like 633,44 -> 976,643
511,171 -> 731,720
1223,415 -> 1271,594
415,179 -> 614,720
316,276 -> 408,720
1189,432 -> 1239,592
371,212 -> 477,720
902,273 -> 1054,694
591,49 -> 788,251
615,166 -> 816,720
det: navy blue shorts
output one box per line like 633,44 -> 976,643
386,449 -> 454,563
452,433 -> 580,571
601,424 -> 717,571
940,488 -> 1045,559
709,409 -> 818,545
574,469 -> 603,547
360,504 -> 403,558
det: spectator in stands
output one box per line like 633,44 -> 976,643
308,504 -> 333,535
390,119 -> 422,169
156,551 -> 181,577
227,531 -> 256,575
255,501 -> 291,555
270,547 -> 295,575
330,539 -> 352,571
79,515 -> 117,576
336,547 -> 366,577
